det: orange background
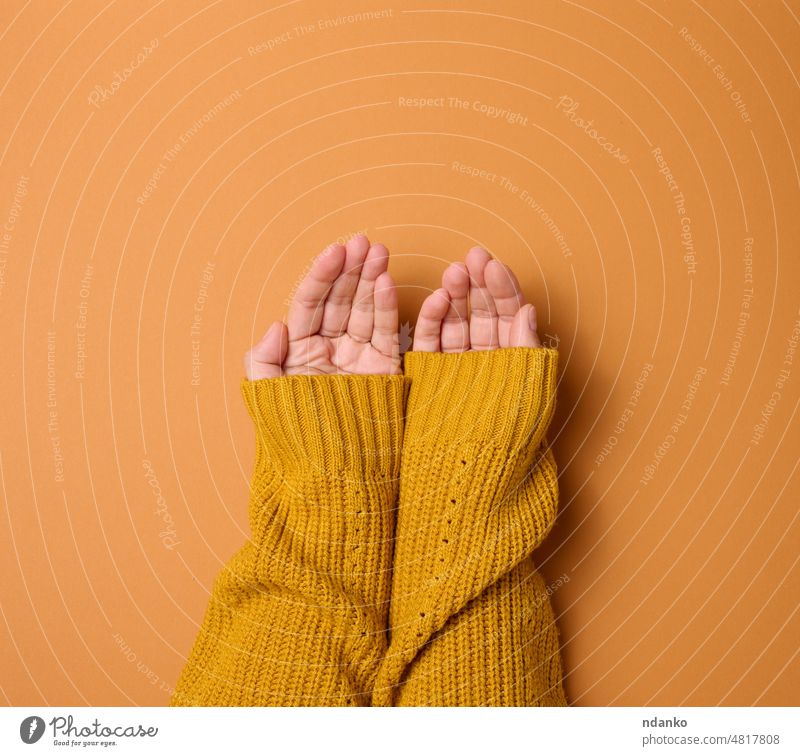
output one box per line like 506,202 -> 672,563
0,0 -> 798,706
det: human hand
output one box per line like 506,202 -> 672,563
412,246 -> 542,352
244,235 -> 400,379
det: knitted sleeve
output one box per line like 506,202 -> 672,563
372,348 -> 568,706
170,374 -> 409,706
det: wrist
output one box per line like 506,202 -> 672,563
241,373 -> 410,479
402,347 -> 558,453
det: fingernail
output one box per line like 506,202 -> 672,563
528,305 -> 537,331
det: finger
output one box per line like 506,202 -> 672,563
509,304 -> 542,348
485,259 -> 526,348
287,244 -> 346,340
244,321 -> 288,380
347,243 -> 389,343
465,246 -> 498,350
440,262 -> 470,353
412,288 -> 450,352
319,234 -> 371,337
371,271 -> 399,358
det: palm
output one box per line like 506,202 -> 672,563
413,246 -> 542,352
283,332 -> 398,375
245,236 -> 400,379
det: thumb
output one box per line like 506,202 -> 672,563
509,304 -> 542,348
244,321 -> 288,380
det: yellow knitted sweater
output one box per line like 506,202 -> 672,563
171,347 -> 566,706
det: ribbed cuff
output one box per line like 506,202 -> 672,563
402,347 -> 558,452
240,374 -> 410,476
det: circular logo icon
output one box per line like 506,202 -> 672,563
20,716 -> 45,744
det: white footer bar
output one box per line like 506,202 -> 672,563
1,706 -> 795,755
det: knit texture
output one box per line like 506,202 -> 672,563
170,373 -> 409,706
372,347 -> 568,706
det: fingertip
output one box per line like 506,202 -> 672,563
484,258 -> 505,278
484,259 -> 502,291
420,287 -> 450,318
349,233 -> 370,246
345,233 -> 371,260
466,246 -> 491,264
245,321 -> 288,379
321,242 -> 345,258
374,271 -> 397,306
442,261 -> 470,295
362,243 -> 390,280
485,258 -> 518,288
445,260 -> 468,275
368,242 -> 389,261
265,320 -> 289,357
509,304 -> 541,348
528,303 -> 538,332
465,246 -> 491,285
316,243 -> 346,274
